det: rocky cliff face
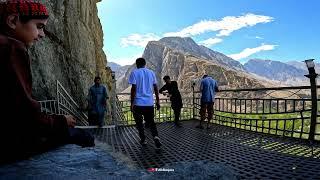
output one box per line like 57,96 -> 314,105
29,0 -> 111,107
117,38 -> 269,93
158,37 -> 245,71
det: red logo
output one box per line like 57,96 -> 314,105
147,168 -> 156,172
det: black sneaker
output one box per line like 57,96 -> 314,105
195,125 -> 204,129
140,140 -> 147,146
175,122 -> 182,127
154,136 -> 162,149
144,122 -> 150,128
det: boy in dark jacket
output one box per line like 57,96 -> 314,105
0,0 -> 94,164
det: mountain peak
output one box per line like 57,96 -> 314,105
159,36 -> 195,43
158,37 -> 245,71
149,36 -> 245,71
158,36 -> 198,49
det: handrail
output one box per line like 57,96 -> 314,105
118,85 -> 318,95
217,85 -> 320,92
56,80 -> 88,125
56,80 -> 82,109
38,100 -> 58,114
39,80 -> 89,125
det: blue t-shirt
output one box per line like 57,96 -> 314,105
200,77 -> 218,103
128,67 -> 157,106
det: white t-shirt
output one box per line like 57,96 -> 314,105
128,67 -> 157,106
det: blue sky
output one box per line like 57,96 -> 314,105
97,0 -> 320,66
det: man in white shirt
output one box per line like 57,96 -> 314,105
128,58 -> 161,149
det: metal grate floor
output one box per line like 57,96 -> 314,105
88,120 -> 320,179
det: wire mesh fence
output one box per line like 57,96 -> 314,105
116,86 -> 320,141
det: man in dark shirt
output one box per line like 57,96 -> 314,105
159,76 -> 183,127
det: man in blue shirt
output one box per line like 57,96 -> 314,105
197,75 -> 219,129
87,76 -> 109,127
128,58 -> 162,149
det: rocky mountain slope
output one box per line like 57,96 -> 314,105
108,62 -> 131,79
158,37 -> 245,71
108,62 -> 122,72
244,59 -> 319,86
287,61 -> 320,74
117,37 -> 271,93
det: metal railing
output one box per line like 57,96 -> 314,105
116,91 -> 195,126
39,80 -> 88,126
210,86 -> 320,141
39,100 -> 58,114
56,80 -> 88,125
116,86 -> 320,141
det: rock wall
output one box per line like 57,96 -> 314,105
29,0 -> 112,108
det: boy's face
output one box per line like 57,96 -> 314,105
13,17 -> 48,46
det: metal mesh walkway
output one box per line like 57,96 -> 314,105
89,120 -> 320,179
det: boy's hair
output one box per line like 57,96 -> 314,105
0,0 -> 49,33
136,58 -> 146,68
163,75 -> 170,81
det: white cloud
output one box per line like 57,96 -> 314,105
164,20 -> 216,37
109,54 -> 142,66
228,44 -> 277,60
245,35 -> 264,39
120,33 -> 161,48
199,38 -> 223,47
164,13 -> 273,37
216,14 -> 273,37
120,13 -> 273,49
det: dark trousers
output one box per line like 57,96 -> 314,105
200,102 -> 214,124
173,107 -> 181,123
132,106 -> 159,142
88,112 -> 98,126
88,111 -> 105,126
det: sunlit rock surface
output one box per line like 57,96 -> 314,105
30,0 -> 112,107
